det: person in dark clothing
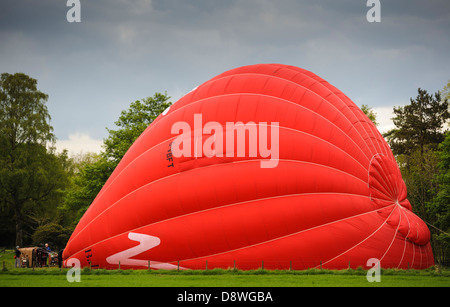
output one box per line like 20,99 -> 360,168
14,246 -> 21,268
58,249 -> 64,269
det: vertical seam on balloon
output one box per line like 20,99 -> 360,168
379,205 -> 403,266
369,155 -> 397,200
362,116 -> 386,157
276,65 -> 377,159
344,100 -> 381,160
411,240 -> 416,268
427,244 -> 432,268
420,242 -> 424,267
417,243 -> 422,269
317,203 -> 398,268
422,244 -> 426,268
396,206 -> 411,268
343,104 -> 381,156
369,119 -> 391,158
307,89 -> 375,160
368,154 -> 404,209
369,167 -> 396,201
424,244 -> 428,268
404,207 -> 423,268
368,153 -> 383,203
328,91 -> 380,158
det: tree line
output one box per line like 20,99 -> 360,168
0,72 -> 171,251
383,85 -> 450,266
1,72 -> 449,266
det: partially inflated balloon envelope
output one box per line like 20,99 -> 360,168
63,64 -> 434,270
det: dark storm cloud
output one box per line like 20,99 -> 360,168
0,0 -> 449,152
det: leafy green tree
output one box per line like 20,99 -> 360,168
384,87 -> 450,266
382,88 -> 448,215
104,92 -> 172,164
442,80 -> 450,102
0,73 -> 54,148
32,222 -> 73,251
62,92 -> 172,221
0,73 -> 69,246
384,88 -> 449,157
360,104 -> 378,126
428,132 -> 450,265
397,146 -> 440,221
62,154 -> 115,221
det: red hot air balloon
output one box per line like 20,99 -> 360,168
63,64 -> 434,270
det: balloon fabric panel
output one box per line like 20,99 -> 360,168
63,64 -> 434,270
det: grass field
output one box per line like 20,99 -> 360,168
1,250 -> 449,287
1,269 -> 450,287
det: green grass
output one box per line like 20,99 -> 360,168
1,270 -> 449,287
1,250 -> 449,287
1,267 -> 449,287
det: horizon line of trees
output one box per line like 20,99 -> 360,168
1,72 -> 449,266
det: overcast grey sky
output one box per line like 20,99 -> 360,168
1,0 -> 449,154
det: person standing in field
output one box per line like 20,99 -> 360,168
14,246 -> 21,268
